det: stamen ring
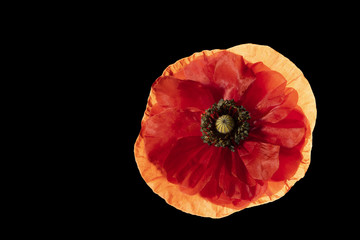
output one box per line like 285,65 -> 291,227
200,99 -> 251,151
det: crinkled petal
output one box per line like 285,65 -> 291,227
252,124 -> 305,149
163,51 -> 256,102
213,52 -> 256,101
142,108 -> 201,167
248,61 -> 271,73
164,136 -> 217,195
199,147 -> 267,209
258,88 -> 298,124
250,108 -> 307,149
163,136 -> 267,209
240,70 -> 287,119
149,76 -> 215,115
272,147 -> 303,181
239,141 -> 280,180
163,50 -> 221,85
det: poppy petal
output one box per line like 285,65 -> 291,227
248,61 -> 271,73
163,51 -> 256,102
163,50 -> 221,85
164,137 -> 206,185
164,137 -> 267,209
150,76 -> 215,115
199,147 -> 266,209
142,108 -> 201,167
218,150 -> 248,199
240,70 -> 287,119
251,107 -> 307,149
239,141 -> 280,180
212,52 -> 256,101
218,150 -> 267,205
164,137 -> 219,195
253,124 -> 305,149
258,88 -> 298,124
272,147 -> 303,181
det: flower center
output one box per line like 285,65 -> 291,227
216,115 -> 234,134
200,99 -> 250,152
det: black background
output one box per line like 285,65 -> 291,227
10,4 -> 357,237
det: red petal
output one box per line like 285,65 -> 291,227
200,176 -> 221,200
142,109 -> 201,167
239,141 -> 280,180
166,51 -> 220,85
199,147 -> 267,208
258,88 -> 298,124
213,52 -> 255,101
150,76 -> 215,115
240,70 -> 287,118
164,137 -> 206,184
271,147 -> 303,181
164,137 -> 221,195
165,51 -> 256,102
218,150 -> 264,203
164,136 -> 267,208
230,149 -> 257,186
186,146 -> 219,193
254,126 -> 305,149
248,61 -> 271,73
250,108 -> 306,149
218,150 -> 243,198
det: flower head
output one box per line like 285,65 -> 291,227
134,44 -> 316,218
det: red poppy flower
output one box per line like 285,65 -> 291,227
134,44 -> 316,218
